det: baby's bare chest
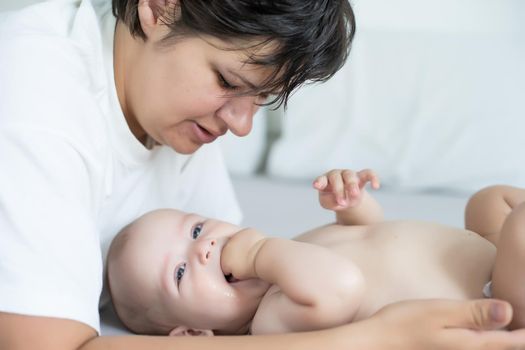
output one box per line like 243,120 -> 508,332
297,221 -> 496,319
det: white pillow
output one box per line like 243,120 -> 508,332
268,0 -> 525,193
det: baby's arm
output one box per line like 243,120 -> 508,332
314,169 -> 383,225
221,229 -> 365,334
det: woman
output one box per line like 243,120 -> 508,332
0,0 -> 524,349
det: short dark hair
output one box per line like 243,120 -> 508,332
112,0 -> 355,108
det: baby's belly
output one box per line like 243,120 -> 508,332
300,221 -> 496,320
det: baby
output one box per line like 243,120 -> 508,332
107,168 -> 525,335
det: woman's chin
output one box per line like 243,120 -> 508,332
170,142 -> 202,154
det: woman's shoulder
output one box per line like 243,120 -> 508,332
0,0 -> 110,40
0,0 -> 111,91
0,1 -> 114,151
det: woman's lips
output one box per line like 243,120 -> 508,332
191,122 -> 218,144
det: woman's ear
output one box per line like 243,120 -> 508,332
169,325 -> 214,337
137,0 -> 178,39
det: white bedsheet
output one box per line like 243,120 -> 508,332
100,175 -> 472,335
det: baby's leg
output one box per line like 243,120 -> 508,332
465,185 -> 525,245
491,203 -> 525,329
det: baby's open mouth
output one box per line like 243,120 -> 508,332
225,273 -> 239,283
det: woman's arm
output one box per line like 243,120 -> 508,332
313,169 -> 384,226
2,299 -> 524,350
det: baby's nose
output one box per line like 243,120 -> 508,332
197,239 -> 217,265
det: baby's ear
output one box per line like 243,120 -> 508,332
169,325 -> 214,336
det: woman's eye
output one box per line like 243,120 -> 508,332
192,223 -> 203,239
257,93 -> 270,103
218,74 -> 237,90
176,263 -> 186,283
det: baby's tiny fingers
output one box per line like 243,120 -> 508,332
327,170 -> 347,205
358,169 -> 381,189
342,170 -> 360,196
313,175 -> 328,190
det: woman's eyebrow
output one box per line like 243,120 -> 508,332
227,69 -> 259,90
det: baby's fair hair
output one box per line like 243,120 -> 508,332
107,223 -> 174,335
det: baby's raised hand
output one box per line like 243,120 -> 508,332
313,169 -> 380,211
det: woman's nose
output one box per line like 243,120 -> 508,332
195,238 -> 217,265
216,95 -> 258,137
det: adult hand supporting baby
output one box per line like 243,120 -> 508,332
339,298 -> 525,350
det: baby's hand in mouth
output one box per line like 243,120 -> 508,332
220,228 -> 267,280
224,273 -> 240,283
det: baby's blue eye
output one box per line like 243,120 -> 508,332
192,223 -> 203,239
176,263 -> 186,283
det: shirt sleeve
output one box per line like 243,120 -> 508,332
0,33 -> 106,332
0,126 -> 104,332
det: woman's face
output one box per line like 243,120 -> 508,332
115,21 -> 273,154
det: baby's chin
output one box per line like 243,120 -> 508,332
213,281 -> 270,335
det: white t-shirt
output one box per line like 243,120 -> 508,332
0,0 -> 241,333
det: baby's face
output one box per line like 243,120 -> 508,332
118,209 -> 268,334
